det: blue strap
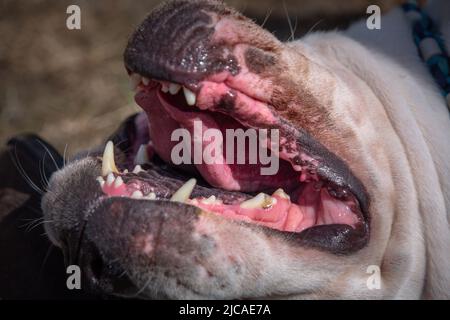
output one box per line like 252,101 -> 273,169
402,0 -> 450,110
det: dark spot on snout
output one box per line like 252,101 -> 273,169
216,90 -> 237,112
244,47 -> 276,74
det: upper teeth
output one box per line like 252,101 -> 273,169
170,178 -> 196,203
161,83 -> 169,93
168,83 -> 181,95
102,141 -> 119,176
130,73 -> 197,107
240,193 -> 277,209
183,87 -> 196,106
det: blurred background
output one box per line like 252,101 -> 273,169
0,0 -> 402,157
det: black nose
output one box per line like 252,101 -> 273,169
123,0 -> 239,84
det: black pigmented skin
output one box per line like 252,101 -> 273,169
124,0 -> 240,85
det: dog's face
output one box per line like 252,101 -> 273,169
42,0 -> 402,299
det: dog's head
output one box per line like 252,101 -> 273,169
43,0 -> 408,299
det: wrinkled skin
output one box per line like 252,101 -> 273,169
42,0 -> 450,299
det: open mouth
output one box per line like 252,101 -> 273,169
95,69 -> 369,253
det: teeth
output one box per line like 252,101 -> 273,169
133,165 -> 143,174
106,173 -> 115,186
272,188 -> 290,200
240,193 -> 276,209
170,178 -> 196,203
183,87 -> 196,106
114,176 -> 124,188
161,83 -> 169,93
131,190 -> 144,199
169,83 -> 181,95
201,195 -> 217,205
145,192 -> 156,200
96,176 -> 105,187
102,141 -> 119,176
142,77 -> 150,86
130,73 -> 142,91
135,144 -> 149,165
123,169 -> 129,174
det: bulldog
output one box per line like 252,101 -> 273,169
42,0 -> 450,299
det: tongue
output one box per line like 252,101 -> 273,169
135,90 -> 297,192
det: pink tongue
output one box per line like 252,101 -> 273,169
135,90 -> 296,192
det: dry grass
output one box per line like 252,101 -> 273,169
0,0 -> 401,156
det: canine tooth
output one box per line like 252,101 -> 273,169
183,87 -> 196,106
130,73 -> 142,91
145,192 -> 156,200
273,188 -> 290,200
168,83 -> 181,95
123,169 -> 129,174
133,165 -> 143,174
106,173 -> 115,186
134,144 -> 149,165
102,141 -> 119,176
240,193 -> 276,209
170,178 -> 196,203
142,77 -> 150,86
131,190 -> 144,199
114,176 -> 124,188
161,83 -> 169,93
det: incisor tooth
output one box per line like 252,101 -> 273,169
131,190 -> 143,199
240,193 -> 276,209
170,178 -> 196,203
134,144 -> 149,165
142,77 -> 150,86
106,173 -> 115,186
183,87 -> 196,106
102,141 -> 119,176
161,83 -> 169,93
169,83 -> 181,95
114,176 -> 124,188
130,73 -> 142,91
273,188 -> 290,200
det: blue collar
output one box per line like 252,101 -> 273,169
402,0 -> 450,110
